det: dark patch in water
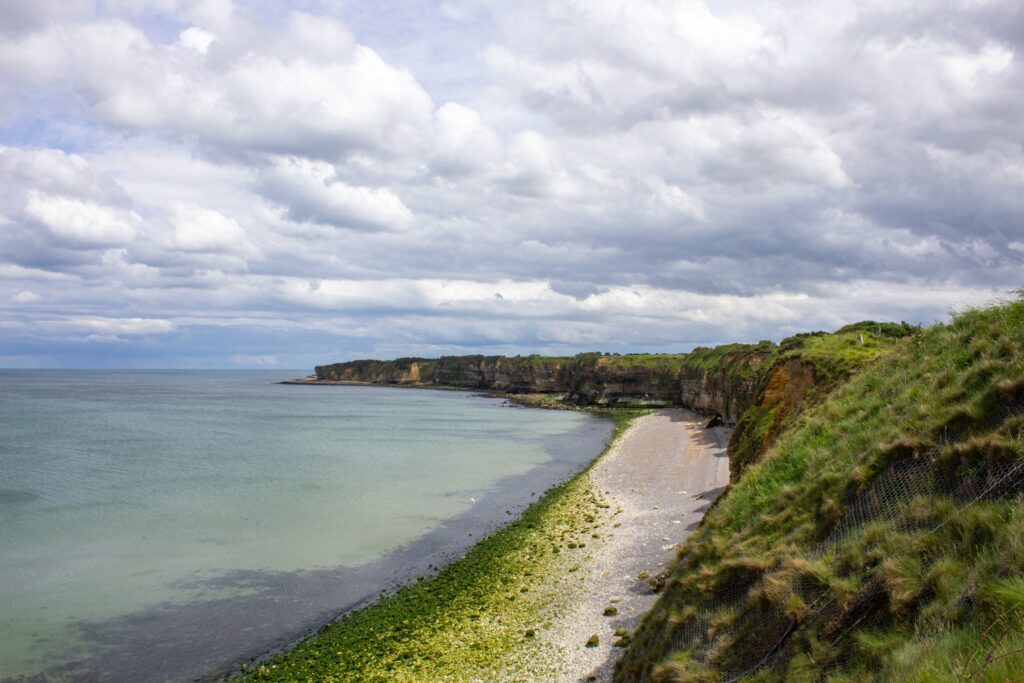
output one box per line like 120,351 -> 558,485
8,414 -> 611,683
0,489 -> 40,505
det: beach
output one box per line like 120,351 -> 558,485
541,410 -> 730,681
243,407 -> 731,681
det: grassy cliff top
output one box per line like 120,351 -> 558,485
616,296 -> 1024,681
318,320 -> 912,377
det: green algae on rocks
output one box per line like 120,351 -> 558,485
237,409 -> 644,682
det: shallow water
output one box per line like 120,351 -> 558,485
0,370 -> 611,682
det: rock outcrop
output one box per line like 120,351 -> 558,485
563,355 -> 683,406
677,344 -> 775,423
433,355 -> 571,393
315,358 -> 437,385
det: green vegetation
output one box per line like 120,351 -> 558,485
780,322 -> 916,384
238,409 -> 644,682
616,296 -> 1024,681
307,310 -> 994,682
727,404 -> 779,477
723,325 -> 909,479
680,342 -> 777,377
603,353 -> 692,369
503,353 -> 577,365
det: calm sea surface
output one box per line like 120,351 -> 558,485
0,371 -> 611,682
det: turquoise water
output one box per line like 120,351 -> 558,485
0,371 -> 610,682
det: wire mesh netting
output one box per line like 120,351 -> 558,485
656,395 -> 1024,682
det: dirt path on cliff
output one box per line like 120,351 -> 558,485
540,409 -> 731,682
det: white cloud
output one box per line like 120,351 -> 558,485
648,179 -> 706,221
178,26 -> 215,54
184,0 -> 233,30
0,0 -> 1020,367
171,204 -> 252,253
69,317 -> 175,334
25,192 -> 139,246
11,290 -> 41,303
0,264 -> 76,281
259,158 -> 414,231
432,102 -> 503,174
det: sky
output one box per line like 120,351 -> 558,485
0,0 -> 1021,369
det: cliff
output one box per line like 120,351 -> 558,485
433,355 -> 572,392
724,322 -> 916,479
676,343 -> 776,422
315,358 -> 437,385
614,300 -> 1024,683
312,322 -> 912,476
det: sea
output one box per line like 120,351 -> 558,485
0,370 -> 611,682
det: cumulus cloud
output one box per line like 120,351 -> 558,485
432,102 -> 503,174
0,0 -> 93,35
0,0 -> 1021,367
0,147 -> 142,268
25,192 -> 138,246
0,12 -> 432,160
178,26 -> 215,54
258,158 -> 414,231
170,204 -> 253,254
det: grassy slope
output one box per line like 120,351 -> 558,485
238,410 -> 644,682
782,322 -> 916,383
616,298 -> 1024,681
724,325 -> 911,479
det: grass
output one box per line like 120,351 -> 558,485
602,354 -> 692,369
681,342 -> 777,377
616,295 -> 1024,681
237,409 -> 644,682
782,328 -> 908,384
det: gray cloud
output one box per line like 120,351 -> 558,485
0,0 -> 1020,368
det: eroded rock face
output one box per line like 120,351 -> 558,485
564,358 -> 681,405
678,352 -> 773,423
316,352 -> 776,413
433,356 -> 570,392
727,358 -> 820,480
314,359 -> 436,384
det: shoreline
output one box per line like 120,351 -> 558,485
8,384 -> 611,683
238,403 -> 730,682
235,408 -> 641,682
281,378 -> 674,410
